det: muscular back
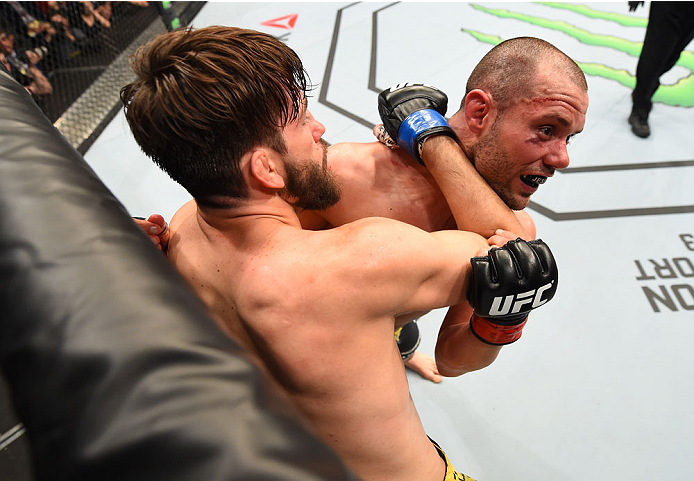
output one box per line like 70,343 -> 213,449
165,207 -> 486,480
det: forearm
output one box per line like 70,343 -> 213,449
421,136 -> 528,239
435,238 -> 556,375
434,303 -> 501,376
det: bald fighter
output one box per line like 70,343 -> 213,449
140,37 -> 587,379
123,27 -> 566,480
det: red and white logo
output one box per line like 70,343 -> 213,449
261,13 -> 298,30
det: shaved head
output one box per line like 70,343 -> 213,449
465,37 -> 588,111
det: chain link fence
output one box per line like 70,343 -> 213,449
1,1 -> 204,153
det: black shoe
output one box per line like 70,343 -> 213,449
628,112 -> 650,138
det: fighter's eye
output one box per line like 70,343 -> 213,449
539,126 -> 553,138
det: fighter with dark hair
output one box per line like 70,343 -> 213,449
140,36 -> 588,382
122,27 -> 572,480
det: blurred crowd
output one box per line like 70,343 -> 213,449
1,1 -> 150,99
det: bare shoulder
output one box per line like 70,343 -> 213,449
323,217 -> 443,266
331,216 -> 421,241
329,140 -> 389,160
301,217 -> 422,273
332,217 -> 484,252
328,141 -> 393,173
329,141 -> 430,181
313,218 -> 487,316
170,199 -> 197,232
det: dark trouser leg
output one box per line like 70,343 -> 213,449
632,2 -> 694,116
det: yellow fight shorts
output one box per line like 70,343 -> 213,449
429,437 -> 476,481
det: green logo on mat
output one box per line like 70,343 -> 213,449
465,3 -> 694,107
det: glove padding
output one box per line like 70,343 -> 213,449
395,320 -> 421,361
377,83 -> 456,165
468,239 -> 558,345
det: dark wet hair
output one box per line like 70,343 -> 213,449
121,26 -> 312,205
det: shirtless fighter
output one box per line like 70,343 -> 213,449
122,26 -> 562,480
139,36 -> 588,380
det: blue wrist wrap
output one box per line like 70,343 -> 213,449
397,109 -> 450,163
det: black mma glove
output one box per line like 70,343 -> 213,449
377,83 -> 456,165
467,239 -> 558,345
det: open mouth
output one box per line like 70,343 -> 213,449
520,174 -> 547,188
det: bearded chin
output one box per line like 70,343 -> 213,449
290,180 -> 341,210
282,160 -> 342,211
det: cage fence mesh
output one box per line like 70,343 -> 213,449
1,1 -> 203,153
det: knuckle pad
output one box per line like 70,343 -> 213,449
489,248 -> 515,281
471,257 -> 493,283
506,239 -> 539,277
528,240 -> 558,279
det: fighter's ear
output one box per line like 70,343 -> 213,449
249,149 -> 285,189
463,89 -> 495,134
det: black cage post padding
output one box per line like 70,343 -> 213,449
0,70 -> 354,480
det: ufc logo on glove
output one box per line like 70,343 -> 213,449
467,239 -> 559,345
489,280 -> 555,316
